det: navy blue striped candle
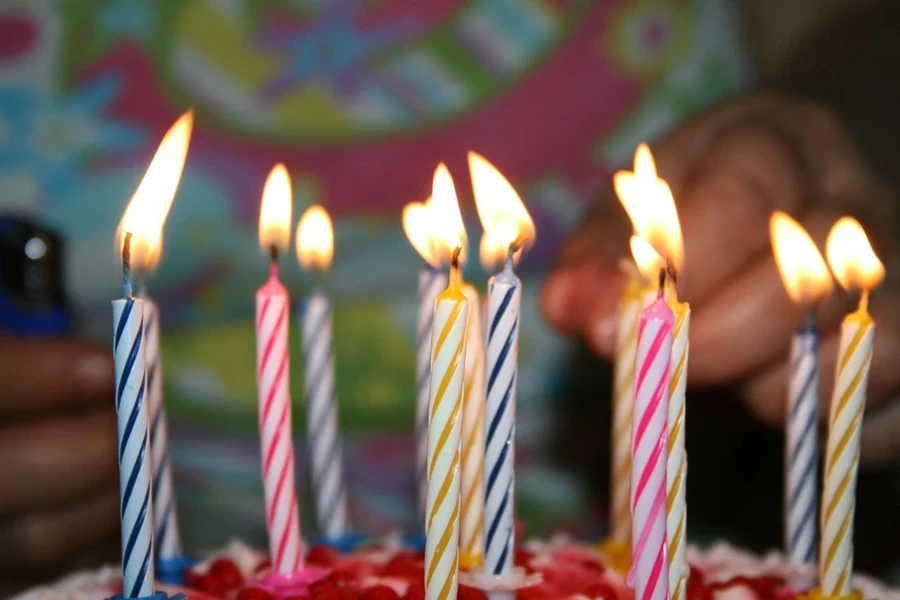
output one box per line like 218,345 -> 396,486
785,313 -> 819,566
112,234 -> 155,597
484,253 -> 520,598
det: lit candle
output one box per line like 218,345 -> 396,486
423,165 -> 468,600
769,212 -> 833,567
615,144 -> 689,600
470,151 -> 535,595
256,164 -> 303,574
296,205 -> 349,539
403,198 -> 450,520
460,281 -> 486,569
112,114 -> 192,597
631,275 -> 673,600
820,217 -> 884,597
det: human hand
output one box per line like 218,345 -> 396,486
0,336 -> 118,585
541,94 -> 900,465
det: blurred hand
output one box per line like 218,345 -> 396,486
541,93 -> 900,466
0,336 -> 118,583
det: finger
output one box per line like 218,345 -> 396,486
0,409 -> 118,514
0,487 -> 119,569
541,259 -> 625,337
0,337 -> 114,416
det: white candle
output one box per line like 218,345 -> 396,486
460,283 -> 486,569
425,253 -> 469,600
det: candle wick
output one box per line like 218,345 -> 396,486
657,267 -> 666,298
665,256 -> 678,286
123,231 -> 134,299
860,288 -> 870,313
451,246 -> 461,269
269,244 -> 279,265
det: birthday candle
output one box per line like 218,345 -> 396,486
460,283 -> 486,569
112,234 -> 155,598
144,299 -> 182,561
820,218 -> 884,596
296,205 -> 349,538
666,295 -> 690,600
425,250 -> 468,600
256,165 -> 302,574
769,211 -> 833,567
403,199 -> 450,520
631,286 -> 673,600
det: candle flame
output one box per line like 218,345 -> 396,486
769,211 -> 833,305
402,199 -> 440,267
296,205 -> 334,271
117,109 -> 193,270
825,217 -> 884,292
259,164 -> 293,252
613,143 -> 684,273
630,235 -> 663,281
428,163 -> 468,266
469,151 -> 535,270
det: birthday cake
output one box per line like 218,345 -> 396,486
14,537 -> 900,600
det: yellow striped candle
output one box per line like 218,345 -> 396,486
666,294 -> 690,600
425,250 -> 469,600
460,283 -> 485,569
820,218 -> 884,597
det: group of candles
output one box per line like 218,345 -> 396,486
608,146 -> 885,600
107,110 -> 885,600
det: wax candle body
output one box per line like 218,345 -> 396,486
821,308 -> 874,595
484,259 -> 521,596
610,277 -> 641,544
785,317 -> 819,566
425,277 -> 468,600
300,290 -> 349,538
256,268 -> 303,574
460,283 -> 486,569
417,266 -> 450,519
144,298 -> 182,562
631,296 -> 673,600
112,297 -> 155,598
666,299 -> 690,600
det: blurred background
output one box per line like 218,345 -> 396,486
4,0 -> 899,590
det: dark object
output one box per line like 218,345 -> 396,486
0,216 -> 71,335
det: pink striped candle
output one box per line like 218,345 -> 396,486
630,292 -> 673,600
256,264 -> 303,574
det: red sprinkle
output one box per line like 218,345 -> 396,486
254,558 -> 273,575
237,588 -> 276,600
360,585 -> 401,600
583,582 -> 618,600
311,582 -> 345,600
458,585 -> 488,600
198,572 -> 227,596
209,557 -> 245,588
403,583 -> 425,600
308,545 -> 342,566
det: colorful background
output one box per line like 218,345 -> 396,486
0,0 -> 747,550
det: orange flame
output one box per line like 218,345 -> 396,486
259,164 -> 293,252
296,205 -> 334,271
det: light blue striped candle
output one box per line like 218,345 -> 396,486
300,290 -> 349,538
484,255 -> 520,599
416,265 -> 448,521
112,295 -> 155,598
785,312 -> 819,565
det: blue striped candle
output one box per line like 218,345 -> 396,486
785,313 -> 819,565
300,290 -> 349,538
143,298 -> 182,564
112,292 -> 155,598
484,254 -> 520,597
416,265 -> 449,521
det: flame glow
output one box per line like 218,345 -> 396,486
769,211 -> 833,305
825,217 -> 885,291
259,164 -> 293,252
613,143 -> 684,272
430,164 -> 467,264
469,151 -> 535,270
296,205 -> 334,271
117,110 -> 193,270
402,200 -> 440,267
630,235 -> 663,281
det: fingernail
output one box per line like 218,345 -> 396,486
77,353 -> 114,386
